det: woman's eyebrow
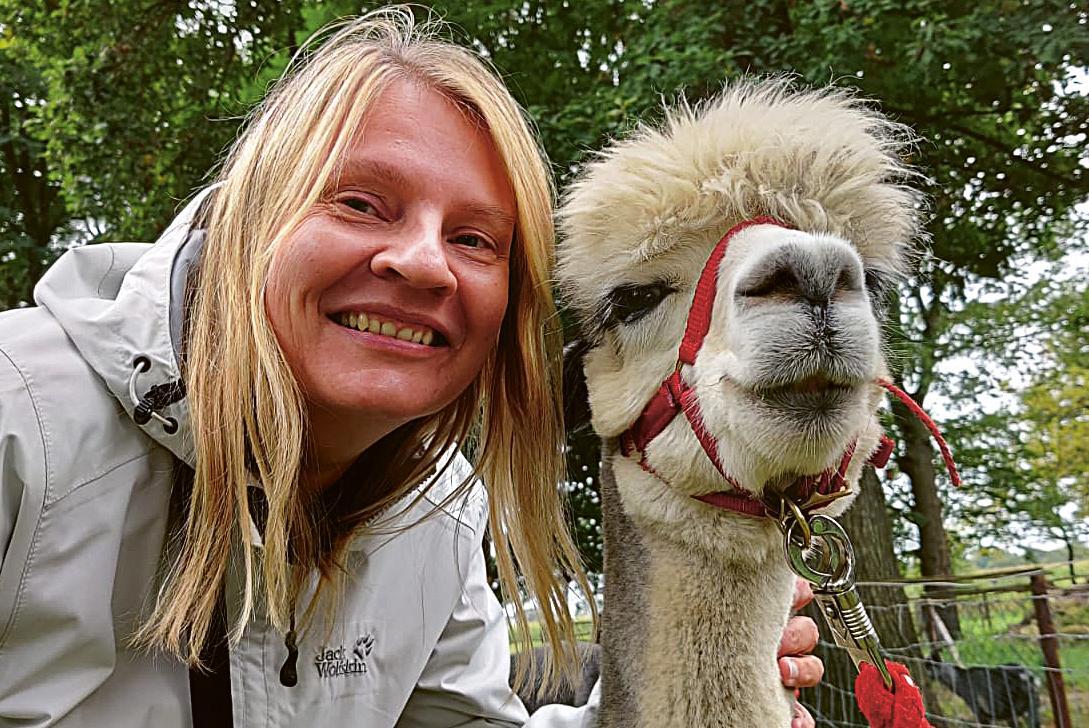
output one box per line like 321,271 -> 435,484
337,158 -> 411,189
462,203 -> 515,230
337,158 -> 514,228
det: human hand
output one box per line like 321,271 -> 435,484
778,578 -> 823,728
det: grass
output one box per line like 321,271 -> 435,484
925,589 -> 1089,724
509,616 -> 595,653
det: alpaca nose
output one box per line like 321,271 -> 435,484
734,240 -> 864,307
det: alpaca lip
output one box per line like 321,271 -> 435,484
751,375 -> 858,398
751,378 -> 857,413
785,374 -> 836,394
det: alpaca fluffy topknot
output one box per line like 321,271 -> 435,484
557,77 -> 925,321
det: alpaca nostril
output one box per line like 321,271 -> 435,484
736,252 -> 823,305
736,266 -> 801,301
834,259 -> 864,295
736,242 -> 864,308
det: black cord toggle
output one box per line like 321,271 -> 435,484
128,355 -> 186,433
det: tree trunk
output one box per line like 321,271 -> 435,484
893,395 -> 962,642
805,467 -> 943,725
1059,525 -> 1077,585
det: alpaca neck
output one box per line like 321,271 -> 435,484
638,533 -> 797,727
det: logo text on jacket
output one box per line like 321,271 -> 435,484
314,634 -> 374,679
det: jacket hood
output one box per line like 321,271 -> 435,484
34,189 -> 216,467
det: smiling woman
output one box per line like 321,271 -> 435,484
140,7 -> 589,718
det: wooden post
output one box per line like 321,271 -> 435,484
1030,573 -> 1072,728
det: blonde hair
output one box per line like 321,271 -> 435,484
136,6 -> 593,690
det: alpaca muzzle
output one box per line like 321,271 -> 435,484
618,217 -> 960,520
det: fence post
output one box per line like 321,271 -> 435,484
1029,573 -> 1072,728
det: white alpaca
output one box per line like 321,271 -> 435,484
556,79 -> 923,727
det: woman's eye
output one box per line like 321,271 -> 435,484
452,233 -> 490,249
340,197 -> 380,216
606,283 -> 675,327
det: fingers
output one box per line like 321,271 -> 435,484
779,655 -> 825,688
778,616 -> 819,657
792,701 -> 815,728
781,583 -> 825,694
792,578 -> 814,611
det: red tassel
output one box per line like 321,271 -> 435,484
854,661 -> 932,728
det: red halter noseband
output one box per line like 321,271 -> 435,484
618,217 -> 957,519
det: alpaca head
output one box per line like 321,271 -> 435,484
558,79 -> 923,555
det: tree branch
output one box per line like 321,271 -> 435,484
886,105 -> 1089,193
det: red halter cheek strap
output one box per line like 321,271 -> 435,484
617,217 -> 959,519
619,217 -> 785,501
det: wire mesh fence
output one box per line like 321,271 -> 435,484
805,564 -> 1089,728
512,562 -> 1088,727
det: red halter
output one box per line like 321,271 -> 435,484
617,217 -> 956,519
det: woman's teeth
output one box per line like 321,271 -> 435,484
335,311 -> 436,346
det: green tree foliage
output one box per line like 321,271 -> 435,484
1021,362 -> 1089,580
0,0 -> 307,305
418,0 -> 1089,586
0,36 -> 66,308
939,273 -> 1088,579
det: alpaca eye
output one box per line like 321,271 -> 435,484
864,267 -> 894,318
605,283 -> 676,327
863,268 -> 890,296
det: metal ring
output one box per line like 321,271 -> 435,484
127,355 -> 151,409
785,498 -> 811,549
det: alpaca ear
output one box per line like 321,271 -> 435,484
563,338 -> 593,434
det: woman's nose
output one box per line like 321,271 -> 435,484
370,219 -> 458,294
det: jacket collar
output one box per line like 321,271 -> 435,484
34,188 -> 217,467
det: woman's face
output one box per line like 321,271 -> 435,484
264,78 -> 516,460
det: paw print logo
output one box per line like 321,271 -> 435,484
354,634 -> 375,661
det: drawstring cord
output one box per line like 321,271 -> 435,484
128,355 -> 185,433
247,486 -> 301,688
280,605 -> 299,687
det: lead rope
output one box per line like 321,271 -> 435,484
780,381 -> 958,728
855,661 -> 932,728
851,380 -> 958,728
875,378 -> 961,486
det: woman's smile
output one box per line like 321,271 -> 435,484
328,308 -> 451,355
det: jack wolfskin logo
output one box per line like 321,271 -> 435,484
314,633 -> 375,679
